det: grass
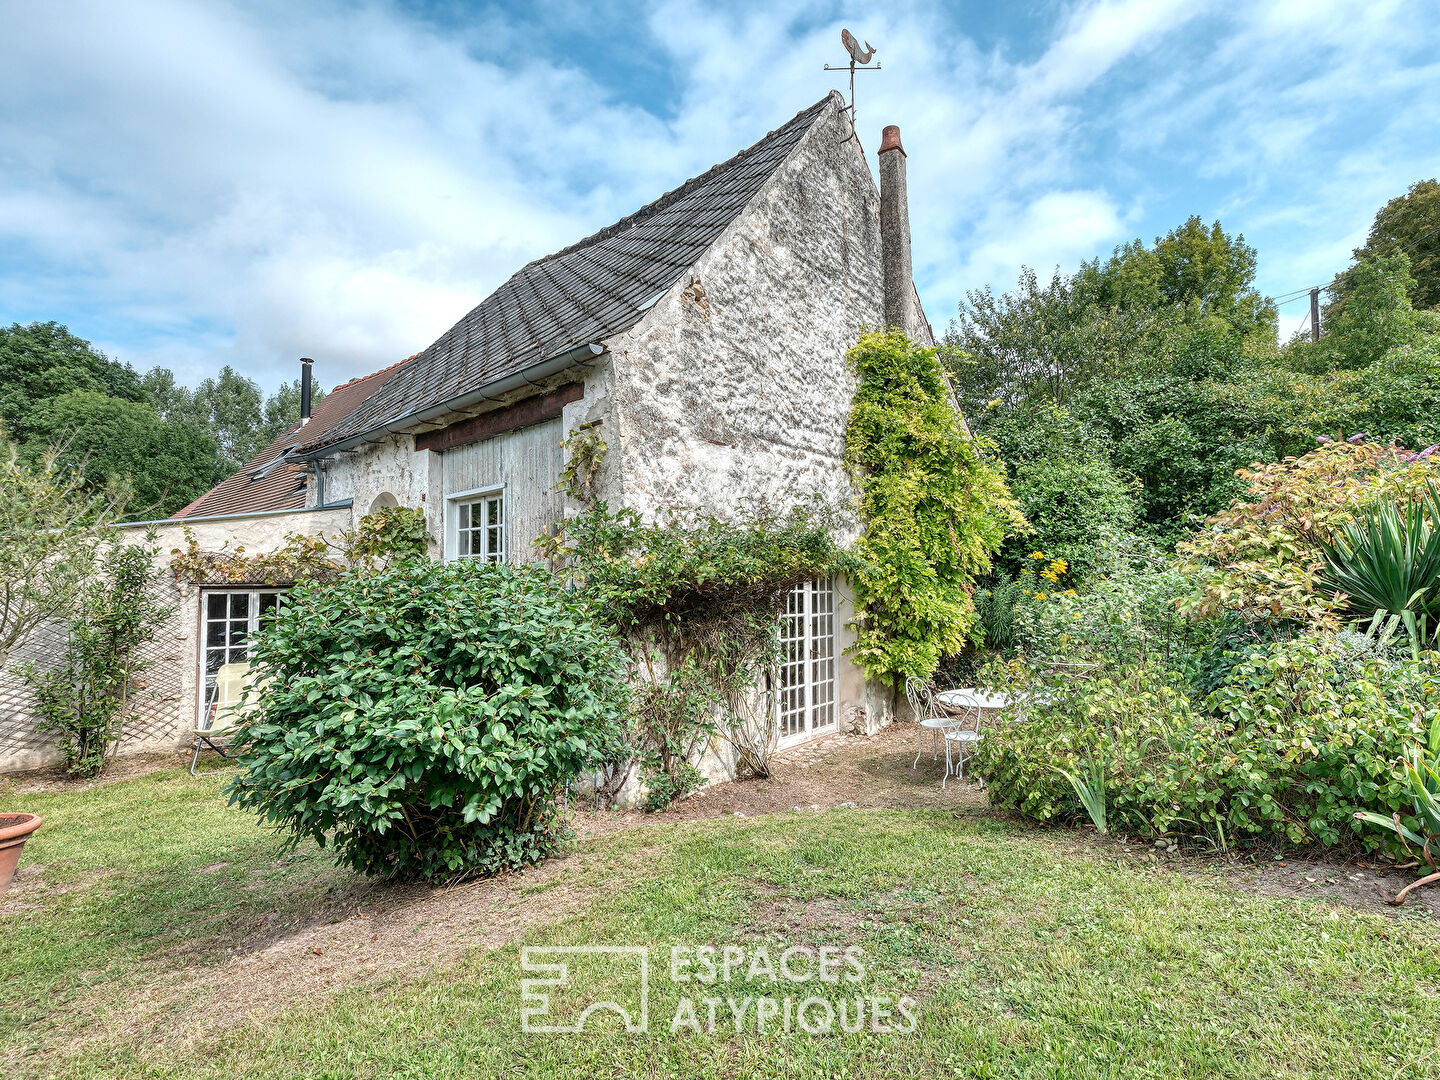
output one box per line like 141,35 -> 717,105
3,768 -> 1440,1079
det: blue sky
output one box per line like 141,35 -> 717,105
2,0 -> 1438,393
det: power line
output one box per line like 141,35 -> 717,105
1265,217 -> 1440,306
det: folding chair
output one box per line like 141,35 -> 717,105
190,662 -> 252,776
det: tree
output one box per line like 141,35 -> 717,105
946,266 -> 1151,418
0,437 -> 122,668
0,322 -> 145,435
1083,216 -> 1277,339
1320,254 -> 1426,369
1266,254 -> 1440,452
24,391 -> 224,517
195,366 -> 265,471
191,367 -> 325,472
1329,179 -> 1440,318
1069,313 -> 1276,533
1003,454 -> 1138,584
140,366 -> 208,428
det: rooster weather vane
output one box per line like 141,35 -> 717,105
825,29 -> 880,143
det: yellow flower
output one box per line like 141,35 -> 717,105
1034,591 -> 1047,600
1065,589 -> 1077,597
1029,551 -> 1046,560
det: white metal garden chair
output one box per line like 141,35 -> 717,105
190,662 -> 253,775
940,695 -> 983,789
908,676 -> 964,770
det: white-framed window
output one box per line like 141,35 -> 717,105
447,486 -> 506,562
777,577 -> 837,744
198,588 -> 285,728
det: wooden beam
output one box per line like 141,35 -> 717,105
414,382 -> 584,454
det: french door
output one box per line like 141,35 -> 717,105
198,589 -> 284,728
777,578 -> 837,745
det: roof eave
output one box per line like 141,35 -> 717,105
300,341 -> 606,460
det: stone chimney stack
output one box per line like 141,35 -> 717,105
877,124 -> 913,333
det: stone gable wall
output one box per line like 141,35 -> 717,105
603,98 -> 884,528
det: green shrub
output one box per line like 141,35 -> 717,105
978,633 -> 1437,850
226,560 -> 629,882
1003,454 -> 1138,584
1013,530 -> 1205,671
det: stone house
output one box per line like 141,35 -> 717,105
0,91 -> 939,776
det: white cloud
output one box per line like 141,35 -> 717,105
0,0 -> 1437,390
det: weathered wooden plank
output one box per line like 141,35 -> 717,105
415,383 -> 583,454
440,418 -> 565,564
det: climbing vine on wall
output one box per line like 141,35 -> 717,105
845,330 -> 1024,686
540,499 -> 853,806
558,424 -> 607,505
169,506 -> 429,585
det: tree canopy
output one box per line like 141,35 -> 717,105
0,322 -> 146,433
1329,179 -> 1440,318
1082,216 -> 1277,338
24,391 -> 224,518
948,211 -> 1440,545
2,321 -> 325,518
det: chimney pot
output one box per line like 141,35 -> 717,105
879,124 -> 905,156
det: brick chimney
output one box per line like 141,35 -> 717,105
878,124 -> 912,333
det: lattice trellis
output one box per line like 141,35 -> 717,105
0,579 -> 196,770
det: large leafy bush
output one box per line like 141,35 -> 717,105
1177,441 -> 1440,625
978,633 -> 1438,850
1002,455 -> 1137,584
227,561 -> 628,882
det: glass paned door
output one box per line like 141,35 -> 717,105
199,589 -> 283,728
777,578 -> 837,744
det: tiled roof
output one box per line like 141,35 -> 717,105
171,358 -> 413,520
307,94 -> 837,452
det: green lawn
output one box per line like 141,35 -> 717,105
3,767 -> 1439,1079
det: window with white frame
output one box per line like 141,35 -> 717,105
453,490 -> 505,562
199,589 -> 284,729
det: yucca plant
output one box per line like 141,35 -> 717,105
1354,714 -> 1440,905
1319,482 -> 1440,659
1051,749 -> 1107,835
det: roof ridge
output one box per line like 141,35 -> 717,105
327,353 -> 418,394
512,95 -> 833,274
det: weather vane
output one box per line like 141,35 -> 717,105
824,29 -> 880,142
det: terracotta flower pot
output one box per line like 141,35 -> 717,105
0,813 -> 43,896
